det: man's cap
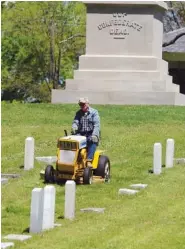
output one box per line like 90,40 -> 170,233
78,97 -> 89,104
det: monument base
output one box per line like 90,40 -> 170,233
51,1 -> 185,106
52,89 -> 185,106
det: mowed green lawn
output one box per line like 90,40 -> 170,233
1,103 -> 185,249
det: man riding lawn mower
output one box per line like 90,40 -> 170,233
44,97 -> 111,185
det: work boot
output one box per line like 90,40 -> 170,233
87,160 -> 93,168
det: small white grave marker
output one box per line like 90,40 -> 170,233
42,185 -> 56,230
30,188 -> 44,233
24,137 -> 34,170
174,158 -> 185,164
153,143 -> 162,175
64,181 -> 76,220
3,234 -> 32,241
54,223 -> 62,227
165,138 -> 175,168
130,183 -> 148,189
80,208 -> 105,213
118,188 -> 139,195
1,178 -> 8,184
1,242 -> 14,249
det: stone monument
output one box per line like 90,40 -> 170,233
52,1 -> 185,105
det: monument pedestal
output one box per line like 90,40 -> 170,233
52,1 -> 185,106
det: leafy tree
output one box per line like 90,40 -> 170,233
1,1 -> 86,102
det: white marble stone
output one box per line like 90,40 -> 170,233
174,158 -> 185,164
24,137 -> 34,170
130,183 -> 148,189
54,223 -> 62,227
153,143 -> 162,175
30,188 -> 44,233
1,174 -> 20,178
165,139 -> 175,168
35,156 -> 57,164
64,181 -> 76,220
1,242 -> 14,249
42,185 -> 56,230
1,178 -> 8,184
80,208 -> 105,213
118,188 -> 139,195
3,234 -> 32,241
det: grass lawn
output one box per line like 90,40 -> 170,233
1,102 -> 185,249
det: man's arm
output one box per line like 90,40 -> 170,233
92,110 -> 100,139
72,111 -> 80,132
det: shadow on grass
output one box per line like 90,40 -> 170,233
58,215 -> 64,219
22,227 -> 30,233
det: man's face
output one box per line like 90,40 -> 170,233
79,102 -> 89,112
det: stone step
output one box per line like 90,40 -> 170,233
78,55 -> 169,72
66,79 -> 179,92
175,93 -> 185,105
52,89 -> 185,106
74,69 -> 170,81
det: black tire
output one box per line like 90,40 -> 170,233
45,165 -> 55,183
83,167 -> 93,185
94,155 -> 110,182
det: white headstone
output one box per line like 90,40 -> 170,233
174,158 -> 185,164
1,242 -> 14,249
3,234 -> 32,241
64,180 -> 76,220
165,138 -> 175,168
30,188 -> 44,233
1,178 -> 8,184
42,185 -> 56,230
80,208 -> 105,213
24,137 -> 34,170
54,223 -> 62,227
118,188 -> 139,195
153,143 -> 162,175
130,183 -> 148,189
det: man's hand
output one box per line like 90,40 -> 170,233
91,135 -> 98,143
71,128 -> 78,135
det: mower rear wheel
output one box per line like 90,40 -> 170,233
94,155 -> 110,182
83,167 -> 93,185
45,165 -> 55,183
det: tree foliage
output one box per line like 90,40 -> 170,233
1,1 -> 86,102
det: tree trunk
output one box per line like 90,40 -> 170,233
57,47 -> 61,86
49,21 -> 57,89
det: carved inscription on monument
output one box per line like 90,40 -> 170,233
97,13 -> 143,39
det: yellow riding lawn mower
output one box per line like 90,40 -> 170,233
44,131 -> 110,185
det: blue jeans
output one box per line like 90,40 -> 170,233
87,141 -> 97,160
78,132 -> 98,160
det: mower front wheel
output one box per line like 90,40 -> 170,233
83,167 -> 93,185
45,165 -> 55,183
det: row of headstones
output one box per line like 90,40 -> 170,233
30,136 -> 177,232
30,180 -> 75,233
119,138 -> 176,195
23,136 -> 185,173
153,138 -> 175,175
2,181 -> 83,248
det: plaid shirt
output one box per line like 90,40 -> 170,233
72,107 -> 100,138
